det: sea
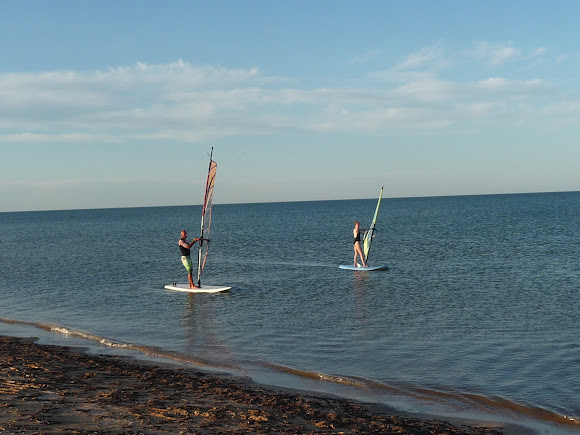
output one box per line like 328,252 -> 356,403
1,191 -> 579,434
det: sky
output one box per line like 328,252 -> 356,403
1,1 -> 580,212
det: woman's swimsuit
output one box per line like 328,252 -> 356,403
353,231 -> 361,245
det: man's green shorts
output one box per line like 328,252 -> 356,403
181,255 -> 193,274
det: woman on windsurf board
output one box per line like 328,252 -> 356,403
352,221 -> 368,267
179,230 -> 200,289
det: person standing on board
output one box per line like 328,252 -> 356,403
353,221 -> 369,267
179,230 -> 200,289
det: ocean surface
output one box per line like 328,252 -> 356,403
1,192 -> 579,433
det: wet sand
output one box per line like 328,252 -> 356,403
0,335 -> 503,434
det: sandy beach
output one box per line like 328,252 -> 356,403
0,335 -> 506,434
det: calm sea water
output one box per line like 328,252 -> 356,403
1,192 -> 579,433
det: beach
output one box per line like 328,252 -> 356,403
0,335 -> 504,434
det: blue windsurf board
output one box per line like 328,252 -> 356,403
339,264 -> 388,271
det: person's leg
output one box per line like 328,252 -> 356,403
182,256 -> 197,288
188,272 -> 196,289
355,242 -> 367,267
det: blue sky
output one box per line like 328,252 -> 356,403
1,1 -> 579,212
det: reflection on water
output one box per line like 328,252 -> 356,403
181,294 -> 235,366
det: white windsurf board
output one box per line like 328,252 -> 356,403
164,283 -> 231,293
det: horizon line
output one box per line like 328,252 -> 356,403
1,189 -> 578,214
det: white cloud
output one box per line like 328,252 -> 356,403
472,41 -> 521,66
543,99 -> 580,119
310,106 -> 453,133
477,77 -> 509,89
0,48 -> 572,146
476,77 -> 545,95
395,44 -> 446,71
0,61 -> 279,144
394,78 -> 453,102
532,47 -> 547,57
459,102 -> 496,118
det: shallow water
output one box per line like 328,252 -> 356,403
1,192 -> 579,433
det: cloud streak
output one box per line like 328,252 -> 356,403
473,41 -> 521,66
395,43 -> 447,71
0,43 -> 576,146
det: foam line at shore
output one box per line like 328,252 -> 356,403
0,317 -> 235,372
259,361 -> 579,429
259,361 -> 366,388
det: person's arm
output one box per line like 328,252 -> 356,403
179,238 -> 199,249
187,238 -> 200,248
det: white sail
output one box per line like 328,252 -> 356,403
197,148 -> 217,287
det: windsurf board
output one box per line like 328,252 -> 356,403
338,264 -> 388,271
164,283 -> 231,293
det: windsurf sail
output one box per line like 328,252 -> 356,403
197,148 -> 217,287
362,186 -> 384,262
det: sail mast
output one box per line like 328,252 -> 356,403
197,147 -> 215,287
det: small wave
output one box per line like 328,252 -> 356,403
259,361 -> 365,388
0,317 -> 234,371
257,360 -> 580,430
362,379 -> 580,429
461,393 -> 580,428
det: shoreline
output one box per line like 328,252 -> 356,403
0,335 -> 507,434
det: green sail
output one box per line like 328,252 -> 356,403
363,186 -> 384,262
